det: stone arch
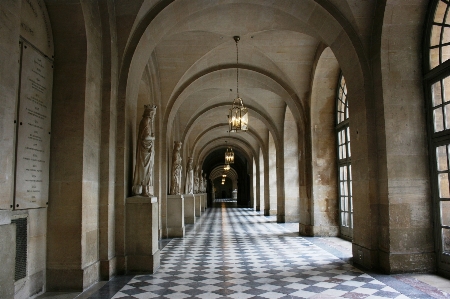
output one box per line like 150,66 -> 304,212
303,46 -> 340,236
210,166 -> 238,190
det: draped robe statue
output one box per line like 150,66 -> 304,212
202,173 -> 207,192
132,105 -> 156,196
199,169 -> 204,192
194,165 -> 200,194
170,141 -> 183,195
185,157 -> 194,194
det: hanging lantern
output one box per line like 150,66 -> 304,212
229,98 -> 248,132
225,147 -> 235,164
228,36 -> 248,132
224,164 -> 230,171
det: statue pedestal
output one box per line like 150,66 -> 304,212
195,194 -> 202,217
201,193 -> 207,211
167,195 -> 185,237
125,196 -> 160,273
184,194 -> 195,224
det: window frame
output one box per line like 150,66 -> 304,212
423,0 -> 450,278
335,72 -> 353,241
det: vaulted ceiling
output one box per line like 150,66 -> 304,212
126,0 -> 376,172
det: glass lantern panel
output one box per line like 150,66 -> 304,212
240,108 -> 248,131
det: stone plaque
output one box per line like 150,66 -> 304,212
15,42 -> 53,209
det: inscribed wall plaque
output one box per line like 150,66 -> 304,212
15,42 -> 53,209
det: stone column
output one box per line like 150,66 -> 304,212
166,195 -> 184,237
125,196 -> 160,273
184,194 -> 196,224
47,1 -> 102,291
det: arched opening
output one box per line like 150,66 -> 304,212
424,0 -> 450,278
268,133 -> 278,216
335,73 -> 352,240
283,106 -> 300,222
259,147 -> 265,213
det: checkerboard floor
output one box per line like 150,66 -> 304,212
89,204 -> 449,299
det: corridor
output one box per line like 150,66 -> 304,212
75,204 -> 448,299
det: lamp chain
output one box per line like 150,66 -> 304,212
236,38 -> 239,98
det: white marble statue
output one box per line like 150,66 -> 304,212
132,105 -> 156,196
185,157 -> 194,194
202,173 -> 207,192
170,141 -> 183,195
194,165 -> 200,194
199,169 -> 204,192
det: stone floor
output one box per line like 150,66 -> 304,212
39,201 -> 450,299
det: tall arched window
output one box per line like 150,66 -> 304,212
424,0 -> 450,276
336,73 -> 352,240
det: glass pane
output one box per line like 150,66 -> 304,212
350,213 -> 353,228
436,1 -> 447,24
346,104 -> 349,119
240,109 -> 248,131
446,104 -> 450,129
431,25 -> 442,47
342,212 -> 347,227
442,45 -> 450,65
342,145 -> 347,159
347,141 -> 351,157
443,228 -> 450,253
349,181 -> 353,196
350,197 -> 353,213
444,77 -> 450,103
443,27 -> 450,45
434,108 -> 445,132
437,145 -> 448,171
338,111 -> 344,123
349,165 -> 352,180
340,197 -> 345,210
431,48 -> 440,69
341,182 -> 347,196
433,81 -> 443,107
439,173 -> 450,198
441,201 -> 450,226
